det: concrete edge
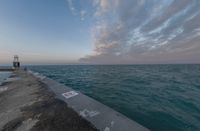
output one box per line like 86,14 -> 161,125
28,70 -> 150,131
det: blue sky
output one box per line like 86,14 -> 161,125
0,0 -> 200,64
0,0 -> 94,64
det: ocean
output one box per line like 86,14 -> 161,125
28,65 -> 200,131
0,72 -> 12,85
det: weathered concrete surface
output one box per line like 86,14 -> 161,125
0,71 -> 39,130
0,69 -> 149,131
0,70 -> 99,131
37,73 -> 150,131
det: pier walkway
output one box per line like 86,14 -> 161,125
32,72 -> 149,131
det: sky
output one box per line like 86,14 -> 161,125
0,0 -> 200,65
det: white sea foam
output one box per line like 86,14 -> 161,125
27,70 -> 46,80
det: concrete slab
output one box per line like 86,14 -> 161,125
39,76 -> 150,131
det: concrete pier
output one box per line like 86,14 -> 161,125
0,70 -> 99,131
32,71 -> 149,131
0,70 -> 149,131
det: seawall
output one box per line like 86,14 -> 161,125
0,70 -> 149,131
30,70 -> 149,131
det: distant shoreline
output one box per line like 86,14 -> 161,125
0,69 -> 14,71
1,63 -> 200,67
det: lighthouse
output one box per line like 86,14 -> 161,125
13,55 -> 20,69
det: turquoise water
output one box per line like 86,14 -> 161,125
29,65 -> 200,131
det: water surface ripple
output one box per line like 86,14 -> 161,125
29,65 -> 200,131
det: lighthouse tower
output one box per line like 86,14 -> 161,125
13,55 -> 20,69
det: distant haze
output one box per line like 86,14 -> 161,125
0,0 -> 200,65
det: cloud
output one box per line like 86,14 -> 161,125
66,0 -> 89,21
80,0 -> 200,64
94,0 -> 116,16
66,0 -> 77,15
80,10 -> 87,21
